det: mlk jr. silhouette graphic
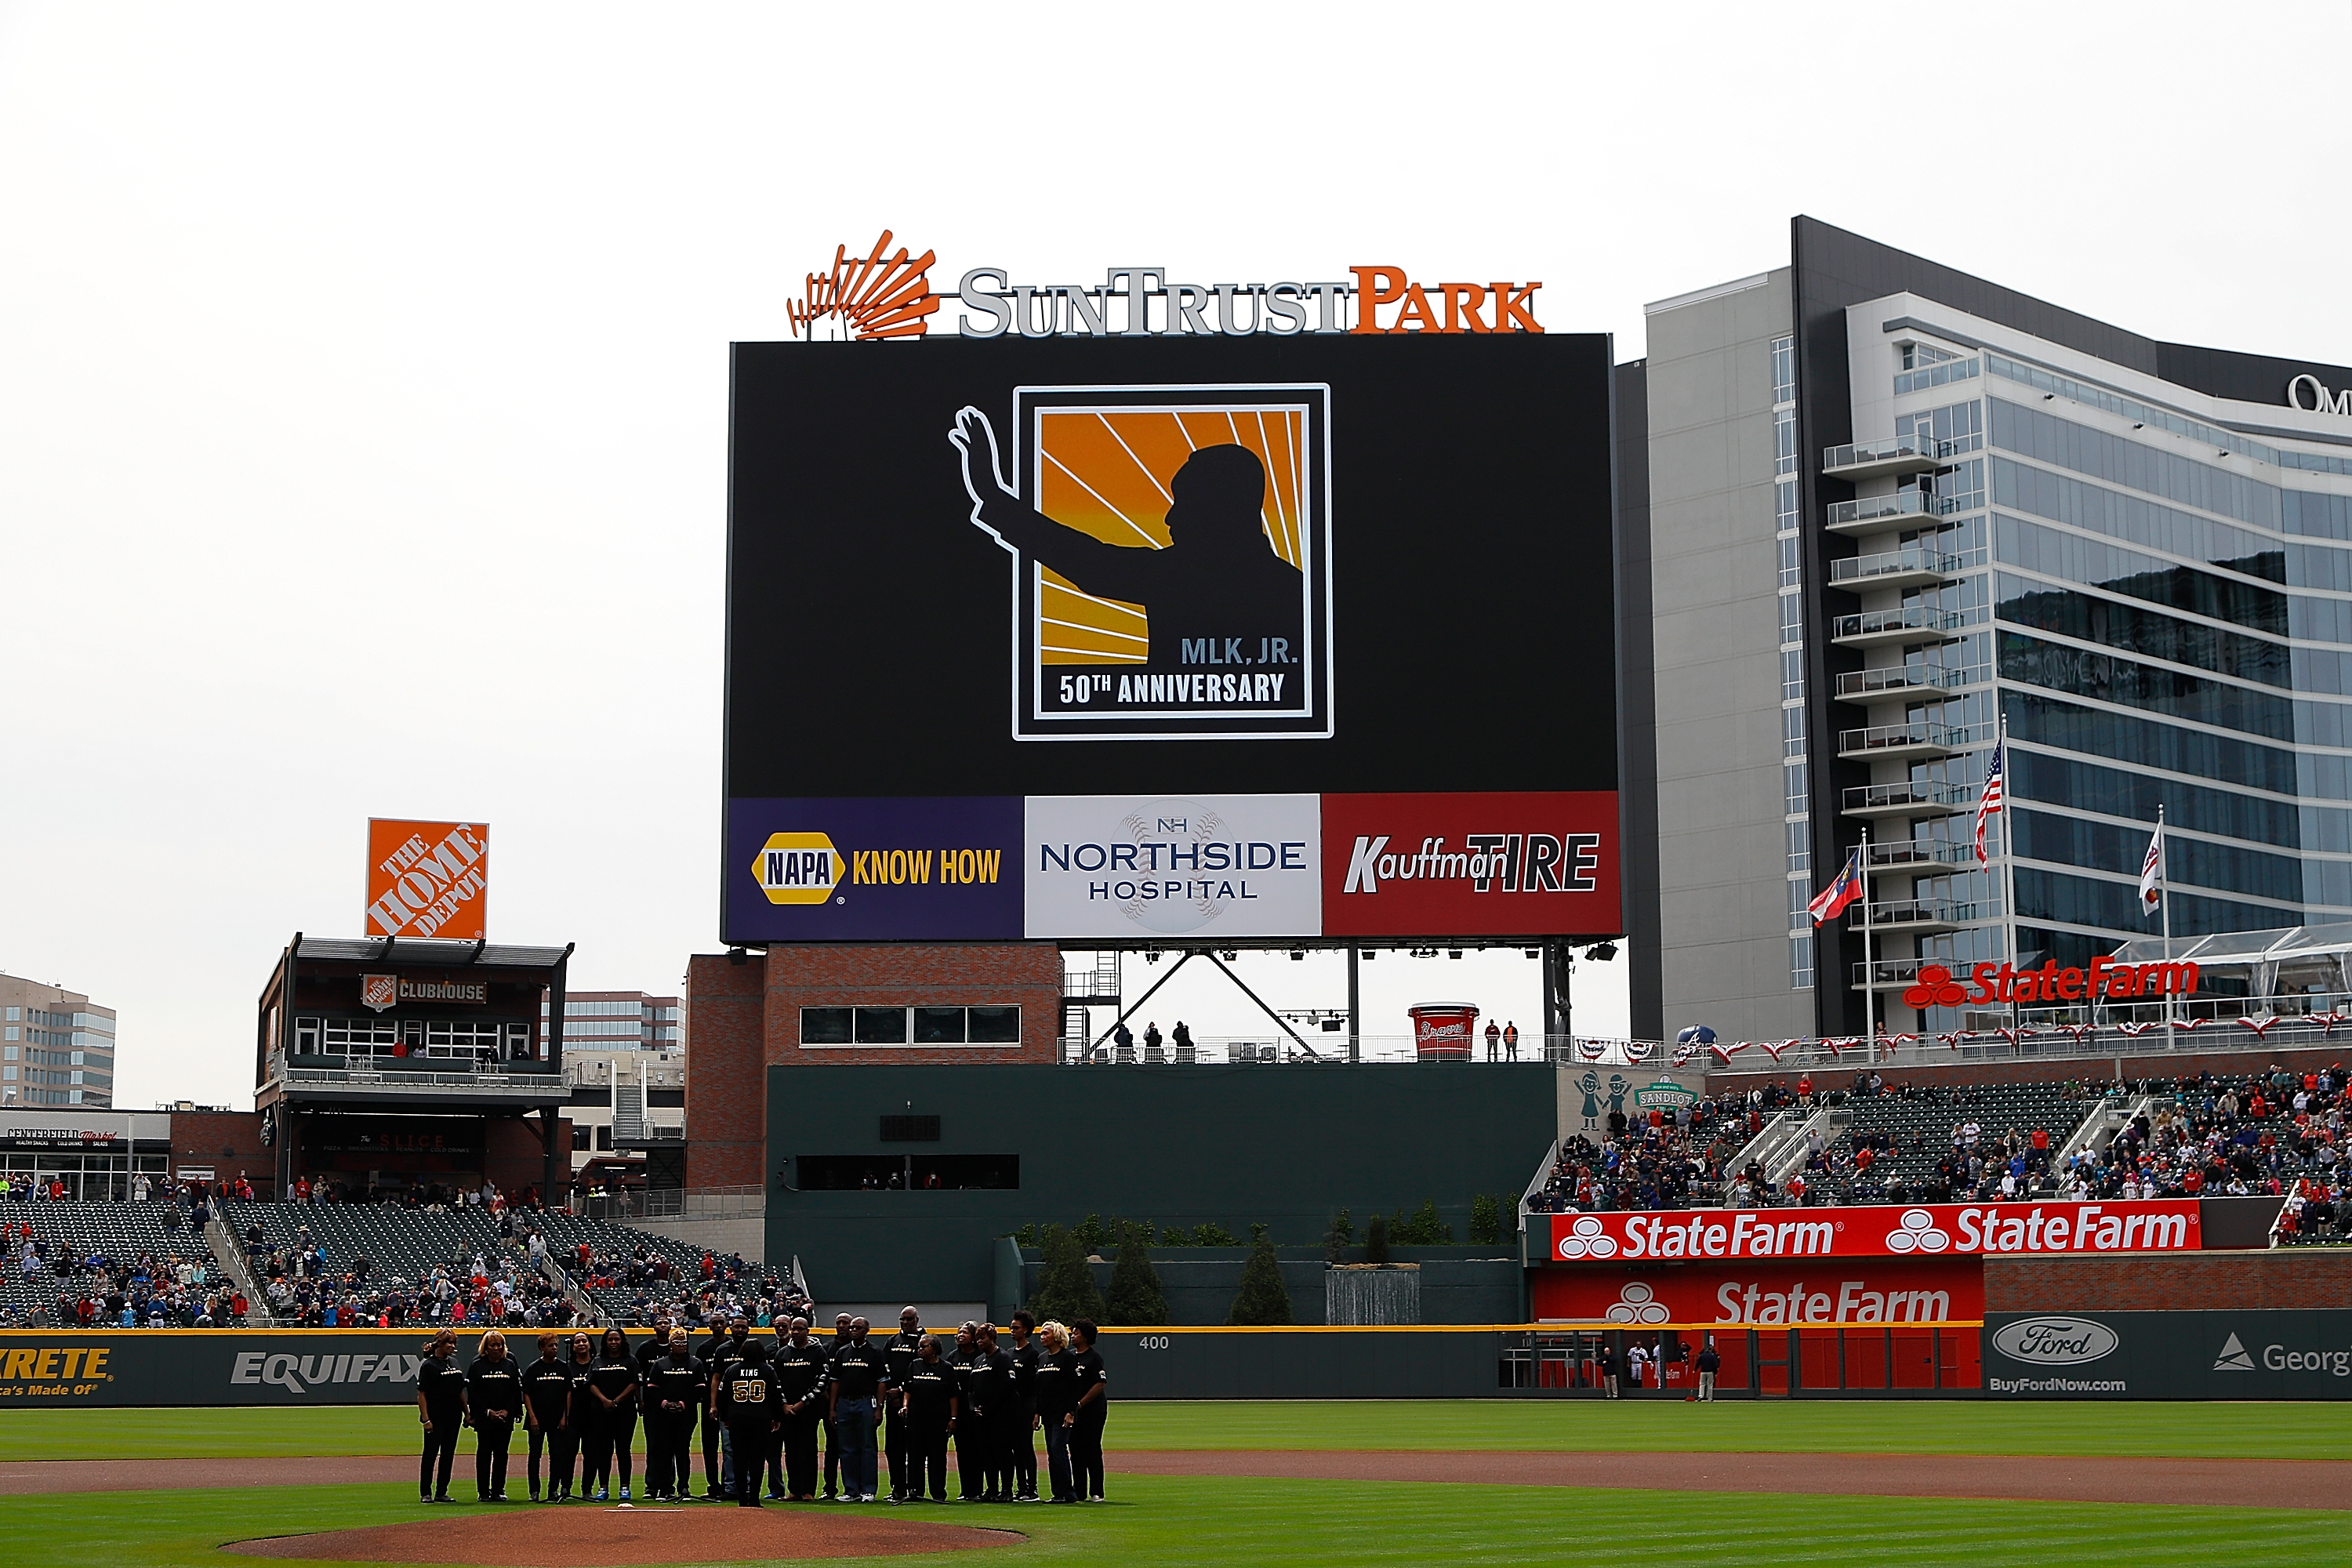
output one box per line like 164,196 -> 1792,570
949,406 -> 1305,681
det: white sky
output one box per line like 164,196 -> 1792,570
4,3 -> 2350,1108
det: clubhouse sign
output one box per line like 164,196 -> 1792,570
1548,1201 -> 2203,1264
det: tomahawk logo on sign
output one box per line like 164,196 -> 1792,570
365,820 -> 489,941
950,384 -> 1334,742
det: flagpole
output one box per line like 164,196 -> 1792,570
2158,803 -> 2172,1028
1861,826 -> 1875,1054
2000,712 -> 2018,1036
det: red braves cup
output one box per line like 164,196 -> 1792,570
1409,1004 -> 1479,1061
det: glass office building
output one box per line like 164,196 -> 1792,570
1630,219 -> 2352,1040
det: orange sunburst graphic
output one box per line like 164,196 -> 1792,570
1033,406 -> 1308,665
789,230 -> 938,341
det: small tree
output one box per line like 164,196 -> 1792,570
1192,1220 -> 1240,1247
1468,1194 -> 1501,1247
1364,1211 -> 1390,1265
1029,1223 -> 1105,1325
1226,1224 -> 1293,1325
1104,1221 -> 1170,1324
1073,1213 -> 1112,1254
1324,1207 -> 1355,1262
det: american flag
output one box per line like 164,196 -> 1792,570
1973,739 -> 2005,865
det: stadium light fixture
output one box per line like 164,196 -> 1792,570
1588,941 -> 1619,962
1288,949 -> 1306,961
1446,949 -> 1464,960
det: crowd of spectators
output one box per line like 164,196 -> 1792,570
2054,1065 -> 2349,1232
561,1236 -> 812,1330
18,1230 -> 249,1326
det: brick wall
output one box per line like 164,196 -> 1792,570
484,1114 -> 568,1201
1706,1043 -> 2350,1098
764,945 -> 1062,1067
1989,1249 -> 2352,1312
170,1110 -> 269,1194
685,952 -> 769,1190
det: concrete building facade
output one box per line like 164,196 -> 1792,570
0,976 -> 118,1109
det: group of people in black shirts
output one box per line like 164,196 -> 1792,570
412,1307 -> 1109,1508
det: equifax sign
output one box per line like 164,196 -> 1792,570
1549,1200 -> 2202,1263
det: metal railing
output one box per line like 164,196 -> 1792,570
1837,720 -> 1968,755
1840,780 -> 1973,815
637,1185 -> 762,1220
1846,897 -> 1980,929
1865,840 -> 1979,875
1821,434 -> 1942,470
1825,491 -> 1930,529
1829,544 -> 1962,585
278,1065 -> 567,1094
1834,664 -> 1951,699
1830,607 -> 1962,642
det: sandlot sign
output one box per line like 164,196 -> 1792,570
1548,1201 -> 2202,1263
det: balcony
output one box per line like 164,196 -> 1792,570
1833,664 -> 1953,704
1847,898 -> 1978,935
1836,721 -> 1966,762
1852,957 -> 1929,992
1830,606 -> 1962,648
1821,435 -> 1943,480
1839,780 -> 1973,821
1866,839 -> 1979,877
1829,545 -> 1961,593
1825,490 -> 1931,535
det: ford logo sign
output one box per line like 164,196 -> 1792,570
1992,1316 -> 2120,1366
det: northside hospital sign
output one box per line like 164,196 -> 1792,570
1549,1200 -> 2203,1264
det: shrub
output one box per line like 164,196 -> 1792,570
1226,1224 -> 1293,1325
1364,1211 -> 1389,1264
1191,1220 -> 1240,1247
1324,1207 -> 1355,1261
1073,1213 -> 1111,1254
1468,1193 -> 1501,1247
1386,1200 -> 1453,1247
1104,1221 -> 1170,1324
1029,1223 -> 1105,1325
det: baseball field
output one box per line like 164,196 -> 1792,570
2,1401 -> 2346,1566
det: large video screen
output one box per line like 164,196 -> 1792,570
724,332 -> 1619,945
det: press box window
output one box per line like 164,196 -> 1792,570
801,1008 -> 853,1045
855,1007 -> 908,1044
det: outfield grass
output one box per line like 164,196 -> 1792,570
0,1477 -> 2339,1567
6,1399 -> 2349,1464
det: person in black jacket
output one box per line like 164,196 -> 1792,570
1066,1319 -> 1109,1501
706,1317 -> 754,1501
520,1332 -> 575,1502
976,1323 -> 1018,1503
895,1334 -> 956,1503
466,1330 -> 522,1501
947,1323 -> 993,1502
644,1328 -> 704,1501
880,1307 -> 927,1502
820,1312 -> 851,1500
1006,1310 -> 1041,1502
695,1320 -> 731,1499
561,1331 -> 600,1498
1033,1321 -> 1077,1503
717,1339 -> 781,1507
415,1328 -> 465,1504
772,1316 -> 827,1502
579,1327 -> 640,1501
828,1316 -> 888,1503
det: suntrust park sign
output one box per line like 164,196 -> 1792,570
1548,1201 -> 2201,1263
953,263 -> 1541,339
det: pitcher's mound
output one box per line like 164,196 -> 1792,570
224,1506 -> 1024,1566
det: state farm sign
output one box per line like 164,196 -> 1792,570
1548,1201 -> 2201,1264
1531,1257 -> 1983,1325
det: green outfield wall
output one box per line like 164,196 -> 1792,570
764,1063 -> 1556,1308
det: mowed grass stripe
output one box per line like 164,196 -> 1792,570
9,1399 -> 2352,1463
0,1478 -> 2343,1566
